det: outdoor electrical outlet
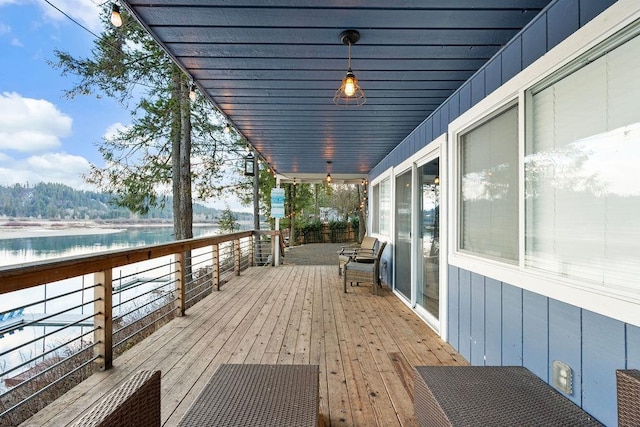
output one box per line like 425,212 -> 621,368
552,360 -> 573,395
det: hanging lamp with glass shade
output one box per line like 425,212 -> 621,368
111,4 -> 123,27
333,30 -> 366,107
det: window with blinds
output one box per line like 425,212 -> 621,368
379,177 -> 391,236
372,183 -> 380,234
459,106 -> 519,262
372,177 -> 391,236
526,33 -> 640,290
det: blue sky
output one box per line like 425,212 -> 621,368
0,0 -> 131,189
0,0 -> 248,211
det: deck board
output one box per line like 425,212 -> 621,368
24,265 -> 466,427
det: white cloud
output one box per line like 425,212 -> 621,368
11,37 -> 22,47
36,0 -> 102,33
0,92 -> 72,152
103,122 -> 128,140
0,22 -> 10,35
0,152 -> 92,189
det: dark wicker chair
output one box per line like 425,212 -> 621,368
70,370 -> 161,427
343,241 -> 387,295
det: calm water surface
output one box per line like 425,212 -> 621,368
0,225 -> 225,391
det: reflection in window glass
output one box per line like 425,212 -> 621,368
379,177 -> 391,235
460,106 -> 519,262
526,34 -> 640,290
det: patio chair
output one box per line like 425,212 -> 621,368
343,241 -> 387,295
337,236 -> 377,276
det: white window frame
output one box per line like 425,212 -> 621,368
447,0 -> 640,327
370,168 -> 393,239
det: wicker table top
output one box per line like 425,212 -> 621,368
177,364 -> 319,427
414,366 -> 603,426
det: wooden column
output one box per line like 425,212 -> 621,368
234,239 -> 241,276
212,243 -> 220,291
94,269 -> 113,370
175,253 -> 186,316
249,235 -> 255,267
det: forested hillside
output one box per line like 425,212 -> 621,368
0,183 -> 249,221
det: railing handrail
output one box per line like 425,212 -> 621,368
0,230 -> 279,295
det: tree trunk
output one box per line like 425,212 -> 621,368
171,69 -> 182,240
179,77 -> 193,240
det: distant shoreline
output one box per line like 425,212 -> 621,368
0,219 -> 221,240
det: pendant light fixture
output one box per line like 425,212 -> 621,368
110,4 -> 123,27
326,161 -> 333,183
333,30 -> 366,107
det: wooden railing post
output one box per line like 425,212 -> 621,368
271,235 -> 276,266
212,243 -> 220,291
94,269 -> 113,370
175,253 -> 186,316
234,239 -> 241,275
249,235 -> 255,267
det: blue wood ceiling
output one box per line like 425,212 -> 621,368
123,0 -> 551,180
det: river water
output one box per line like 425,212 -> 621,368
0,224 -> 225,393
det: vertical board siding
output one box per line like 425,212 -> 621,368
484,278 -> 502,365
485,57 -> 502,95
448,92 -> 460,122
501,37 -> 522,83
579,0 -> 617,26
458,269 -> 472,360
582,311 -> 625,427
433,109 -> 442,138
522,15 -> 547,68
501,284 -> 523,365
628,324 -> 640,369
459,82 -> 471,115
470,273 -> 486,365
522,290 -> 549,381
549,299 -> 582,406
440,105 -> 450,135
447,265 -> 459,350
547,0 -> 580,50
470,70 -> 486,106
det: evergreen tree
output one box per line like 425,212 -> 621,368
50,5 -> 245,240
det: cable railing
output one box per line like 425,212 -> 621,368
0,230 -> 282,425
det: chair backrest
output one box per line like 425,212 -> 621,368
375,241 -> 387,262
361,236 -> 377,251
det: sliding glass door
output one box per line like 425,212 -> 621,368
417,159 -> 440,320
394,169 -> 412,299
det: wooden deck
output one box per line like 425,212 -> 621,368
23,265 -> 466,427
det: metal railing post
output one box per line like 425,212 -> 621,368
94,269 -> 113,370
212,243 -> 220,291
175,252 -> 186,316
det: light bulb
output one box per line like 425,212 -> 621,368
189,84 -> 196,101
224,124 -> 231,134
326,173 -> 332,183
344,76 -> 356,97
111,4 -> 123,27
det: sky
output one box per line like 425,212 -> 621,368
0,0 -> 249,211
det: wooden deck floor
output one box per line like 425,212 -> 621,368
25,265 -> 466,427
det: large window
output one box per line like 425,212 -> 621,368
459,106 -> 519,262
372,177 -> 391,235
526,33 -> 640,290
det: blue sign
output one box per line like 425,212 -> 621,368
271,188 -> 285,218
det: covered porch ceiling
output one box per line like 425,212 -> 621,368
122,0 -> 551,182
